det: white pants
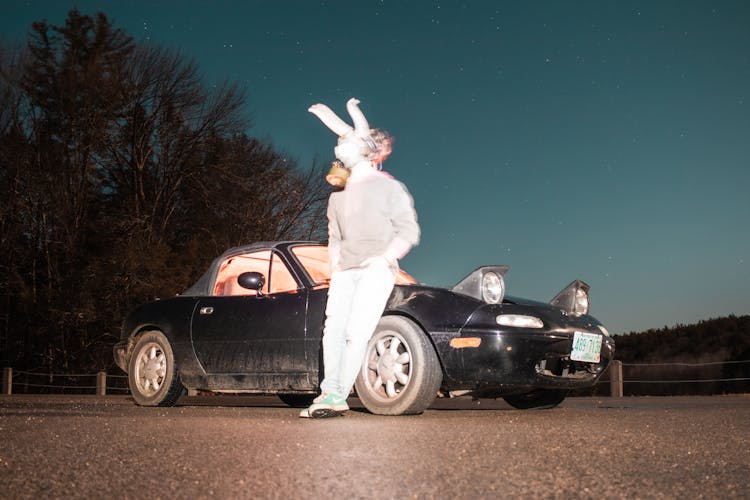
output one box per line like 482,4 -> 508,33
319,261 -> 396,398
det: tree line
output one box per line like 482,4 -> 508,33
577,314 -> 750,396
610,314 -> 750,395
0,9 -> 329,375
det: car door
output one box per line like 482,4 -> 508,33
190,250 -> 311,390
286,244 -> 331,380
303,286 -> 328,381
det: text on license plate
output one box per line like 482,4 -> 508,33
570,331 -> 602,363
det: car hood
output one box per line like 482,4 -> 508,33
503,294 -> 551,308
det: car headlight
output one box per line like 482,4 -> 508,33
550,280 -> 590,316
573,287 -> 589,316
452,266 -> 509,303
496,314 -> 544,328
481,271 -> 505,304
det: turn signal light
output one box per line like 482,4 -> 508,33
450,337 -> 482,349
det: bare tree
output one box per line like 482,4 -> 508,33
0,9 -> 330,377
183,134 -> 328,252
99,44 -> 247,246
0,44 -> 31,363
0,11 -> 134,372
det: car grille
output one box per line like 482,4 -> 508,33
535,355 -> 603,379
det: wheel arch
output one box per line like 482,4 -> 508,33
381,311 -> 447,377
123,324 -> 173,363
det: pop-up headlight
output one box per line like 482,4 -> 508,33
549,280 -> 590,316
481,271 -> 505,304
452,266 -> 509,304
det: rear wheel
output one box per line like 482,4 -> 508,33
128,331 -> 185,406
503,389 -> 568,409
355,316 -> 442,415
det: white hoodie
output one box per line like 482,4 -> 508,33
327,163 -> 420,272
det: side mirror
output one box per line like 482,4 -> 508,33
237,272 -> 265,294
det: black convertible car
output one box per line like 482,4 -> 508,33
114,241 -> 614,415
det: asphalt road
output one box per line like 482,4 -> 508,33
1,394 -> 748,499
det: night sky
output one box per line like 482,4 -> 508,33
3,1 -> 749,334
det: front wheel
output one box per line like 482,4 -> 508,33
128,330 -> 185,406
355,316 -> 442,415
503,389 -> 568,410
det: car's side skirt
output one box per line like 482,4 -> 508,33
189,372 -> 317,392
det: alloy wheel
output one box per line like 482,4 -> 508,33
363,330 -> 413,400
134,342 -> 167,395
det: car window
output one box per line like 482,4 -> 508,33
291,245 -> 331,285
291,244 -> 418,285
213,250 -> 299,296
269,252 -> 299,294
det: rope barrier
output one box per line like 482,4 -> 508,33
621,360 -> 750,367
14,371 -> 128,378
623,377 -> 750,384
3,358 -> 748,395
18,383 -> 100,389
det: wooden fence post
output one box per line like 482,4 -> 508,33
610,360 -> 623,397
2,367 -> 11,395
96,371 -> 107,396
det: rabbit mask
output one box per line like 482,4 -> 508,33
309,98 -> 391,169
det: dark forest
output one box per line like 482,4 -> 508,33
605,315 -> 750,395
0,9 -> 329,375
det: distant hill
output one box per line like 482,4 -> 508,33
615,314 -> 750,364
598,315 -> 750,395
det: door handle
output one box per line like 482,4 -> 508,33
199,306 -> 214,315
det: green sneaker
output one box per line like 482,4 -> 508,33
299,393 -> 349,419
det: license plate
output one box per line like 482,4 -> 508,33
570,331 -> 602,363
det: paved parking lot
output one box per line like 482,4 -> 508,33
1,394 -> 748,498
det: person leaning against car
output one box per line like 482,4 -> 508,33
302,98 -> 420,418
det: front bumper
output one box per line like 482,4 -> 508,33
436,329 -> 615,392
113,340 -> 129,372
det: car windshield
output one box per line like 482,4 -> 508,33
290,245 -> 418,285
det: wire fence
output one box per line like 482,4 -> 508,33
586,359 -> 750,397
3,359 -> 750,396
622,360 -> 750,367
2,368 -> 130,395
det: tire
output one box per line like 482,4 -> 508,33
503,389 -> 568,410
128,330 -> 185,407
277,393 -> 317,408
355,316 -> 442,415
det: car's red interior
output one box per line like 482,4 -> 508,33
214,245 -> 418,296
213,251 -> 298,296
291,245 -> 417,285
290,245 -> 332,284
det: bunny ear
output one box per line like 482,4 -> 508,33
346,98 -> 370,138
308,103 -> 353,137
